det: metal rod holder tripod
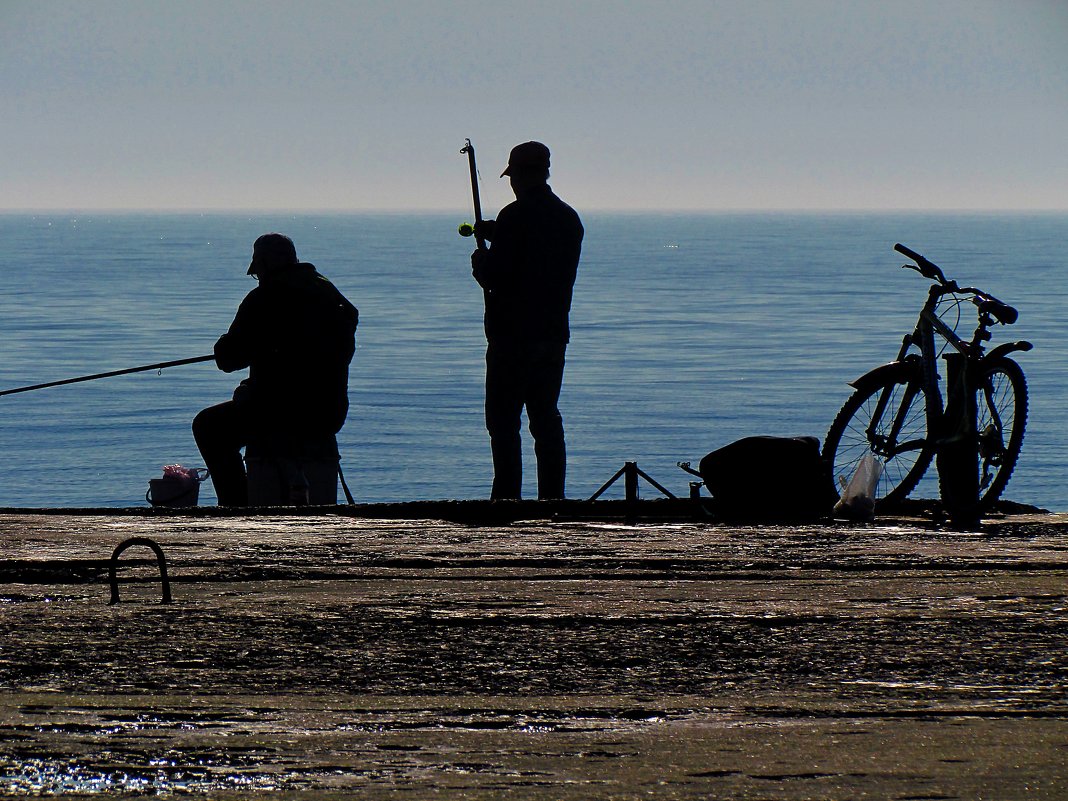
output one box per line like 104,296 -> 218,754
588,461 -> 677,502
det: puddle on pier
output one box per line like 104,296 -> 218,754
0,699 -> 706,796
1,760 -> 297,795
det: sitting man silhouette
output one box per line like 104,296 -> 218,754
193,233 -> 358,506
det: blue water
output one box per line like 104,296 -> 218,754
0,212 -> 1064,510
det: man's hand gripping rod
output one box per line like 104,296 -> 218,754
458,138 -> 487,250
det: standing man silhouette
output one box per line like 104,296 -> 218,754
471,142 -> 584,499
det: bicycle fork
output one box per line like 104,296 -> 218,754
865,380 -> 925,459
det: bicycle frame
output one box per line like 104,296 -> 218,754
845,257 -> 1029,463
857,284 -> 959,461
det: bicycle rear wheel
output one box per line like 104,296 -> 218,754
823,374 -> 937,507
976,357 -> 1027,507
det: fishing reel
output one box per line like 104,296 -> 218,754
458,222 -> 475,238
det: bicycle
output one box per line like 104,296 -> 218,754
822,243 -> 1032,513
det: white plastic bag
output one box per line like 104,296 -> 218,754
833,453 -> 883,522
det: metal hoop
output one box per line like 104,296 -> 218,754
108,536 -> 172,604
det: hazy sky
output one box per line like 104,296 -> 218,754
3,0 -> 1066,211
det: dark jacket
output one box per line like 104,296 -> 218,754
214,262 -> 358,438
473,184 -> 583,344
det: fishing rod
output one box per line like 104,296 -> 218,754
0,354 -> 215,398
458,138 -> 487,250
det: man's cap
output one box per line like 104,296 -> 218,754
248,233 -> 298,275
501,141 -> 551,177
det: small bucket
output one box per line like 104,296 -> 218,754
147,466 -> 209,508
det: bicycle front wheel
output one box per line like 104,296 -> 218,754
976,357 -> 1028,507
824,374 -> 937,507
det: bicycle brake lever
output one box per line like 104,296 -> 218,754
901,263 -> 933,280
895,244 -> 948,284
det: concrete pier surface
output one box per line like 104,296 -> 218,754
0,507 -> 1065,798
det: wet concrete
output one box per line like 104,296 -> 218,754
0,510 -> 1066,798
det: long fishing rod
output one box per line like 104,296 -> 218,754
458,138 -> 487,250
0,354 -> 214,398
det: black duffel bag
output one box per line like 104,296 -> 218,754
698,435 -> 835,521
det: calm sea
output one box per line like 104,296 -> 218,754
0,211 -> 1064,510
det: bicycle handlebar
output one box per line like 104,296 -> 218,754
893,242 -> 923,262
896,243 -> 1018,325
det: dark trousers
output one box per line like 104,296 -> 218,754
194,399 -> 342,507
192,400 -> 250,506
485,340 -> 567,500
